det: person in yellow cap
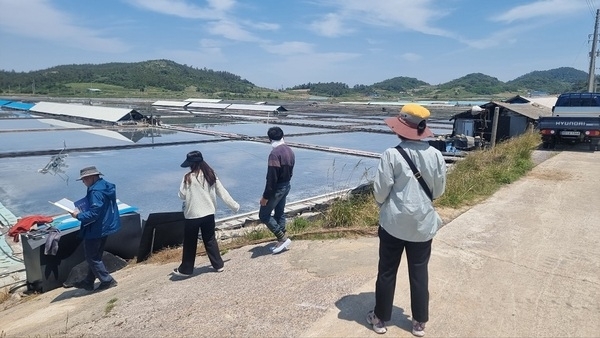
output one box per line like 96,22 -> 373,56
366,104 -> 447,336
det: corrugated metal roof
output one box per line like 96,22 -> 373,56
491,101 -> 552,120
526,96 -> 558,109
504,95 -> 558,109
227,104 -> 286,112
152,101 -> 190,107
30,102 -> 142,123
184,98 -> 223,103
187,102 -> 231,109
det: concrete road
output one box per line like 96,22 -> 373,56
303,150 -> 600,337
0,150 -> 598,337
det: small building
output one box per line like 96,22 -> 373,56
451,100 -> 552,143
30,102 -> 145,125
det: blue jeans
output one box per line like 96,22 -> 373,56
82,236 -> 113,284
259,183 -> 291,241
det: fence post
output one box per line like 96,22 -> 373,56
490,106 -> 500,148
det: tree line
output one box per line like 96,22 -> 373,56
0,60 -> 591,98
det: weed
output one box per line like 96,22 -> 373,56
288,217 -> 310,232
0,287 -> 9,305
105,298 -> 118,315
324,193 -> 378,228
146,246 -> 183,265
436,132 -> 540,208
244,227 -> 272,241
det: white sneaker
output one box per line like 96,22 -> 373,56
412,319 -> 426,337
173,268 -> 192,277
272,238 -> 291,254
366,311 -> 387,334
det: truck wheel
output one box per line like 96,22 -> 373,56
542,142 -> 549,149
590,142 -> 598,152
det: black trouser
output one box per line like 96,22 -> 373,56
374,226 -> 432,323
178,214 -> 223,274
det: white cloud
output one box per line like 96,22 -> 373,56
125,0 -> 226,19
309,0 -> 452,38
0,0 -> 128,53
208,20 -> 262,42
207,0 -> 235,12
249,22 -> 280,31
492,0 -> 588,24
309,13 -> 350,37
262,41 -> 315,55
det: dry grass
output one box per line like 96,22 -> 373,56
435,131 -> 541,208
0,287 -> 9,305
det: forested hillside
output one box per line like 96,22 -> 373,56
506,67 -> 588,94
0,60 -> 254,97
0,60 -> 591,99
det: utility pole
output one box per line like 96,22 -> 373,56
587,9 -> 600,92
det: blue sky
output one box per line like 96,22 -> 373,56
0,0 -> 598,89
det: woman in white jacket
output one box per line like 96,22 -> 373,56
175,150 -> 239,276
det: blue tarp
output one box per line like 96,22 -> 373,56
0,100 -> 12,106
5,102 -> 34,110
52,202 -> 139,231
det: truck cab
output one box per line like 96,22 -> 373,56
552,92 -> 600,117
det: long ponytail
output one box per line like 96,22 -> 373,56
184,161 -> 217,187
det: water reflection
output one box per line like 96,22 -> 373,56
0,141 -> 376,220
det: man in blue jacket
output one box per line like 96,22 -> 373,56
70,166 -> 121,292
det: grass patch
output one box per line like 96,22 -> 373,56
105,298 -> 118,315
323,193 -> 379,228
435,131 -> 541,208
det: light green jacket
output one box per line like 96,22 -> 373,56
373,139 -> 447,242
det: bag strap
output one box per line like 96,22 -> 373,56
395,146 -> 433,201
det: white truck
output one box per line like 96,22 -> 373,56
538,92 -> 600,151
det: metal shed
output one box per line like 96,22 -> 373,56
30,102 -> 144,124
451,101 -> 552,143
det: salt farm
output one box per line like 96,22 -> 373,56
0,98 -> 465,291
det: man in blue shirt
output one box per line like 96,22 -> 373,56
70,166 -> 121,292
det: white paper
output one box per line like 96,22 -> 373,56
49,198 -> 76,213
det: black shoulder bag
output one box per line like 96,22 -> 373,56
395,146 -> 433,201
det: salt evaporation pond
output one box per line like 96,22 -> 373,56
0,139 -> 377,220
0,107 -> 455,222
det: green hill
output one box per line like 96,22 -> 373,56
0,59 -> 255,98
0,60 -> 592,100
506,67 -> 588,93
